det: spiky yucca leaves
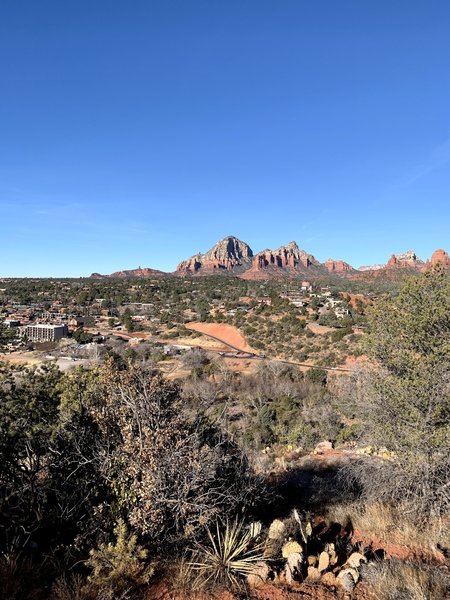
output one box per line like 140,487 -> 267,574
189,519 -> 264,591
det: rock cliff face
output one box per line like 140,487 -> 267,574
241,241 -> 325,279
176,236 -> 253,275
386,250 -> 424,269
429,248 -> 450,268
353,248 -> 449,281
324,259 -> 355,273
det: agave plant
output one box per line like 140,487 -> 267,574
189,518 -> 264,591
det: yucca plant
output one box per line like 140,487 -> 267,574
189,518 -> 264,591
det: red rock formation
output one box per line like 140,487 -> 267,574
255,242 -> 319,270
241,241 -> 325,279
90,267 -> 168,278
430,248 -> 450,268
386,250 -> 423,269
386,254 -> 398,268
176,236 -> 253,275
324,259 -> 355,273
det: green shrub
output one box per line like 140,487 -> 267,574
336,423 -> 364,445
86,519 -> 154,598
305,368 -> 327,386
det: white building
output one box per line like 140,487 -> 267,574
25,324 -> 69,343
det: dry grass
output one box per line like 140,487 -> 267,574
50,574 -> 86,600
327,502 -> 450,549
362,559 -> 449,600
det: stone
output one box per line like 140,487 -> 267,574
314,440 -> 333,454
307,566 -> 320,581
318,550 -> 330,573
325,542 -> 337,565
285,552 -> 303,584
282,540 -> 303,558
337,570 -> 356,592
321,571 -> 337,587
337,568 -> 359,591
268,519 -> 285,540
346,552 -> 367,569
247,561 -> 271,588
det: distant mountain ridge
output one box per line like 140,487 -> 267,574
91,267 -> 168,279
90,237 -> 450,280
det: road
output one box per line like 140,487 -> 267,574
89,327 -> 353,374
185,329 -> 353,373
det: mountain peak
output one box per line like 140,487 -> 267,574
387,250 -> 423,269
176,236 -> 253,275
285,241 -> 299,250
324,258 -> 355,273
241,241 -> 322,279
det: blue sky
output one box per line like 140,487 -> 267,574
1,0 -> 449,276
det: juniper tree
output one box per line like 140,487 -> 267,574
349,268 -> 450,518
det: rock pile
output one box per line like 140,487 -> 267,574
247,511 -> 372,593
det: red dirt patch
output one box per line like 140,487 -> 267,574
351,529 -> 449,564
306,323 -> 334,335
146,581 -> 343,600
342,355 -> 369,369
185,322 -> 256,353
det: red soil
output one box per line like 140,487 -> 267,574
146,581 -> 345,600
306,322 -> 334,335
185,322 -> 256,353
351,529 -> 449,564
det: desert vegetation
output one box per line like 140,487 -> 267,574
0,269 -> 449,599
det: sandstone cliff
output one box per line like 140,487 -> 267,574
241,241 -> 325,280
429,248 -> 450,268
176,236 -> 253,275
385,250 -> 424,269
324,259 -> 356,273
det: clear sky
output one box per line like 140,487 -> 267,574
1,0 -> 449,276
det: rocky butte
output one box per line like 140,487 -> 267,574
429,248 -> 450,268
324,259 -> 356,273
386,250 -> 424,269
176,236 -> 253,275
241,241 -> 326,280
